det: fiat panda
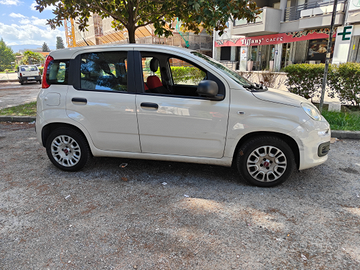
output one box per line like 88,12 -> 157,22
36,44 -> 330,187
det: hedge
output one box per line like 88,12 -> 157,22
284,63 -> 360,107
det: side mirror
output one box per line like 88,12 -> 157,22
197,80 -> 218,96
197,80 -> 224,100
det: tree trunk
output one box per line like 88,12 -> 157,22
128,27 -> 136,43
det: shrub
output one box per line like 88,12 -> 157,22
170,66 -> 205,84
283,64 -> 325,100
38,66 -> 44,75
328,62 -> 360,107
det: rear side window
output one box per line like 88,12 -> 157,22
80,51 -> 128,92
46,60 -> 69,85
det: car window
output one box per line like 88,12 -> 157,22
169,58 -> 206,86
140,52 -> 209,97
20,66 -> 38,72
80,52 -> 128,92
46,60 -> 69,85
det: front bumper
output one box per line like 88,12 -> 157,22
289,118 -> 331,170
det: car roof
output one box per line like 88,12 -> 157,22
49,44 -> 196,59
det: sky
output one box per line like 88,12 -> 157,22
0,0 -> 65,50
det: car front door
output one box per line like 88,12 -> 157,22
66,50 -> 140,152
135,51 -> 229,158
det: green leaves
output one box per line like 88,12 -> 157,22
0,38 -> 15,72
21,51 -> 45,65
284,63 -> 360,107
34,0 -> 259,43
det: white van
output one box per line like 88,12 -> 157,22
18,65 -> 42,85
36,45 -> 330,187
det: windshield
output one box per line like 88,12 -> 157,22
191,52 -> 252,87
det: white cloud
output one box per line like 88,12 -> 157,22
9,12 -> 26,18
30,1 -> 54,11
31,16 -> 48,27
0,0 -> 20,5
0,22 -> 65,47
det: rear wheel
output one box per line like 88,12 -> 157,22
236,136 -> 295,187
46,128 -> 90,171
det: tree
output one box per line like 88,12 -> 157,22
35,0 -> 259,44
0,38 -> 15,71
56,36 -> 65,49
42,42 -> 50,52
21,51 -> 45,65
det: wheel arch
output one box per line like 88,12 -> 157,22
41,122 -> 91,151
232,131 -> 300,170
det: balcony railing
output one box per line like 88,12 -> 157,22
284,0 -> 345,21
234,11 -> 264,25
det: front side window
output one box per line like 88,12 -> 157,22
169,58 -> 206,86
80,52 -> 128,92
140,52 -> 209,97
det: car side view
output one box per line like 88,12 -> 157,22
36,44 -> 331,187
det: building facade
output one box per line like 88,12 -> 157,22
213,0 -> 360,71
73,15 -> 212,55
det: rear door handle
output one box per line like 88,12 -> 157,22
72,97 -> 87,105
140,102 -> 158,110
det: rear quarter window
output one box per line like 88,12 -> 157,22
46,60 -> 69,85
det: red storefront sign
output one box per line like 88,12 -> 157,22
215,28 -> 337,47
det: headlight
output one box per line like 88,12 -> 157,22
301,102 -> 321,121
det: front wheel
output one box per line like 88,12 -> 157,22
46,128 -> 90,171
236,136 -> 295,187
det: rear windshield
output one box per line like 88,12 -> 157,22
20,66 -> 38,72
46,60 -> 69,85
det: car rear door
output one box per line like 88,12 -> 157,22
65,50 -> 141,152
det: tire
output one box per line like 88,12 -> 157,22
46,127 -> 90,171
236,136 -> 295,187
20,81 -> 24,85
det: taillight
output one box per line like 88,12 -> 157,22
19,73 -> 22,77
42,55 -> 54,88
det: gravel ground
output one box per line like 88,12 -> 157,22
0,82 -> 40,110
1,122 -> 360,269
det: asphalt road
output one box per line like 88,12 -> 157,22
0,122 -> 359,269
0,82 -> 41,110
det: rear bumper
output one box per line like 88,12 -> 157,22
19,76 -> 41,82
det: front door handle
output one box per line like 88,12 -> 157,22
72,97 -> 87,105
140,102 -> 158,110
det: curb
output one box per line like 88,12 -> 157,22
0,116 -> 359,140
331,130 -> 360,140
0,116 -> 35,122
0,80 -> 18,83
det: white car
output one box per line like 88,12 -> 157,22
18,65 -> 42,85
36,44 -> 330,187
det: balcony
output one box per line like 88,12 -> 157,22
232,7 -> 282,36
284,0 -> 345,27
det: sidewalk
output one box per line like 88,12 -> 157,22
0,72 -> 18,82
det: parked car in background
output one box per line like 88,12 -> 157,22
17,65 -> 41,85
36,44 -> 331,187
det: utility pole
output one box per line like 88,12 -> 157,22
319,0 -> 338,113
